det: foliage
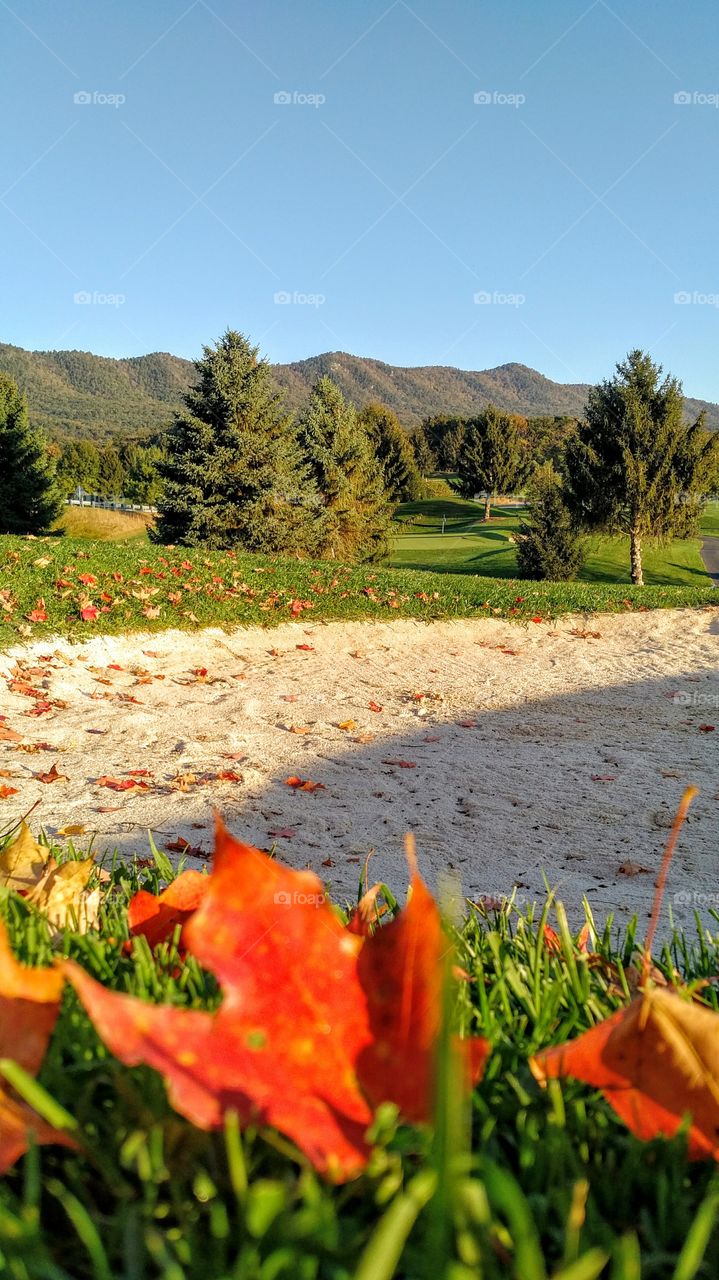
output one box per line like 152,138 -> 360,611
457,405 -> 529,518
565,350 -> 719,585
516,465 -> 585,581
0,373 -> 63,534
1,813 -> 719,1276
297,377 -> 392,561
358,402 -> 422,503
409,426 -> 436,475
155,331 -> 320,553
525,414 -> 579,468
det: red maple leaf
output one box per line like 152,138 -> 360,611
65,822 -> 488,1181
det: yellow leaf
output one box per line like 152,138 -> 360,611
26,857 -> 100,936
56,825 -> 87,837
0,823 -> 47,893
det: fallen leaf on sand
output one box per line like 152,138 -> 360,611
35,762 -> 68,785
368,701 -> 383,713
338,720 -> 356,732
618,861 -> 651,876
285,776 -> 325,793
382,759 -> 417,769
56,825 -> 87,837
0,785 -> 19,800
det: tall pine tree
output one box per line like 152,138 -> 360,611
457,404 -> 527,520
154,331 -> 319,553
297,378 -> 391,561
564,350 -> 719,585
515,464 -> 584,581
0,373 -> 62,533
358,402 -> 422,503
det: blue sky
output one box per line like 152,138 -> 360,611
2,0 -> 718,398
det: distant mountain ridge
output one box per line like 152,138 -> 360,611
1,341 -> 717,439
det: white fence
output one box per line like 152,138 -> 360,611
65,496 -> 157,514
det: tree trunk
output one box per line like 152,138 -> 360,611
630,528 -> 643,585
484,493 -> 492,522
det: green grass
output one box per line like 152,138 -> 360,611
390,497 -> 714,586
0,534 -> 717,651
1,833 -> 719,1279
699,501 -> 719,538
56,507 -> 153,541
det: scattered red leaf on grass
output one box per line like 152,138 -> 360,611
0,920 -> 73,1172
65,822 -> 487,1182
127,871 -> 208,951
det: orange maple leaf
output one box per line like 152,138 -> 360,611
531,986 -> 719,1159
531,787 -> 718,1158
127,870 -> 208,950
65,821 -> 487,1181
0,920 -> 74,1172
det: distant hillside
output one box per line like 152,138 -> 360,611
1,342 -> 717,439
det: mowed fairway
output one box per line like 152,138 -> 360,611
389,496 -> 714,585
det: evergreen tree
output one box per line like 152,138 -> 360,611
154,331 -> 319,553
297,378 -> 391,561
422,416 -> 468,470
358,402 -> 422,503
409,427 -> 436,475
0,373 -> 62,533
97,445 -> 126,499
457,404 -> 528,520
564,350 -> 719,585
515,464 -> 584,581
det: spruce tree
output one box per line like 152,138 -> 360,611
97,445 -> 126,499
457,404 -> 528,520
0,373 -> 62,533
358,402 -> 422,502
515,464 -> 584,581
409,427 -> 436,476
154,331 -> 319,553
297,377 -> 391,561
564,350 -> 719,585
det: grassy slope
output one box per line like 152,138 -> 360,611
390,498 -> 714,586
0,534 -> 717,650
55,507 -> 152,541
1,837 -> 718,1279
699,500 -> 719,537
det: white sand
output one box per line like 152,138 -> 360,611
1,608 -> 718,932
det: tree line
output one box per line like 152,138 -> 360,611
410,351 -> 718,585
0,333 -> 717,584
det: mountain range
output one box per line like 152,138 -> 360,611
1,341 -> 717,440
